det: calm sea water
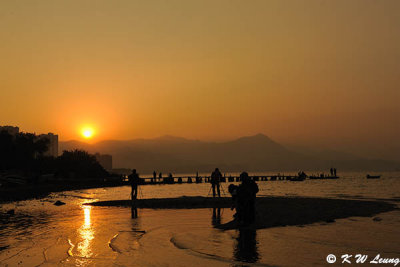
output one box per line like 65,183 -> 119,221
1,171 -> 399,266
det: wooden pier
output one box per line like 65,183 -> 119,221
124,174 -> 339,185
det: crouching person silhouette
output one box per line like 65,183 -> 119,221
236,172 -> 259,226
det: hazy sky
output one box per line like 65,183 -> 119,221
1,0 -> 399,154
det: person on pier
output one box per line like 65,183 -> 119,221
211,168 -> 222,197
128,169 -> 140,201
153,171 -> 157,182
168,173 -> 174,183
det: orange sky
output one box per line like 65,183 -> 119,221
1,0 -> 399,152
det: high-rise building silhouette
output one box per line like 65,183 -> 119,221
1,125 -> 58,157
39,133 -> 59,157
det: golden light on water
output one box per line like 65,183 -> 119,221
84,206 -> 91,227
77,205 -> 94,258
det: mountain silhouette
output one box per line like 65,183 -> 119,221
59,134 -> 400,173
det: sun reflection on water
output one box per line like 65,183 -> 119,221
84,206 -> 91,227
77,205 -> 94,258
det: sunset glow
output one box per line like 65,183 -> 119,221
1,1 -> 400,266
0,0 -> 399,158
81,127 -> 94,139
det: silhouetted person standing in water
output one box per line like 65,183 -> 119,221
237,172 -> 259,226
128,169 -> 140,201
211,168 -> 222,197
333,168 -> 337,176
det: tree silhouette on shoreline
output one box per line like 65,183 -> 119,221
0,131 -> 108,182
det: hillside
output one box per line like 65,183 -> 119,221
59,134 -> 400,173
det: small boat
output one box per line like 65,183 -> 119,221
290,172 -> 307,181
289,176 -> 305,182
366,174 -> 381,179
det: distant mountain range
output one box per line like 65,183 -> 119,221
59,134 -> 400,173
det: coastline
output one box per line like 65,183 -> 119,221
0,181 -> 127,203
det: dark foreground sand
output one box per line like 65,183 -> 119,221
86,196 -> 396,230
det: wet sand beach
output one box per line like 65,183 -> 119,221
1,173 -> 399,266
86,196 -> 396,230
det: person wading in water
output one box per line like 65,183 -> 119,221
237,171 -> 259,226
211,168 -> 222,197
128,169 -> 140,201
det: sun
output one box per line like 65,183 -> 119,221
81,127 -> 94,139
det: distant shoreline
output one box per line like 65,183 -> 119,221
0,182 -> 126,203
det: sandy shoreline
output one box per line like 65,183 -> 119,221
86,196 -> 396,230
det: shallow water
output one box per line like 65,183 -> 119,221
1,171 -> 399,266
